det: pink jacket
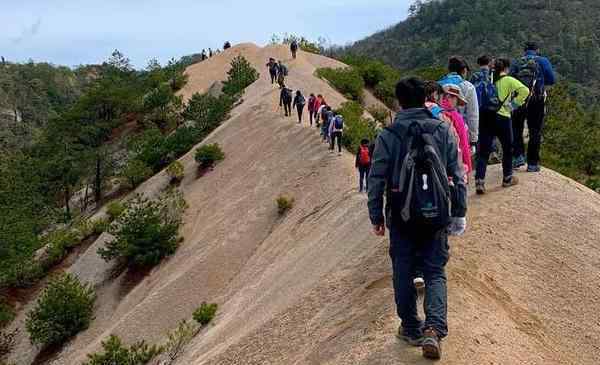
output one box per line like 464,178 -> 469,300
439,99 -> 472,175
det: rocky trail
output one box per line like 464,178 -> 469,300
5,44 -> 600,365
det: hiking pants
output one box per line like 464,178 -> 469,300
330,131 -> 342,152
296,105 -> 304,123
512,98 -> 545,166
476,113 -> 514,180
358,165 -> 370,192
292,49 -> 297,59
389,226 -> 449,338
270,71 -> 277,84
283,102 -> 292,117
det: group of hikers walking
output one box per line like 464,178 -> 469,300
364,41 -> 555,360
200,41 -> 232,61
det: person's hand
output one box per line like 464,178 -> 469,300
373,224 -> 385,236
448,217 -> 467,236
471,145 -> 477,155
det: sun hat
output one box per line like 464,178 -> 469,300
442,84 -> 467,106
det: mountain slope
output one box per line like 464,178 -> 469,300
5,44 -> 600,365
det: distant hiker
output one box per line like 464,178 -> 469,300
438,56 -> 479,153
314,95 -> 324,126
209,48 -> 213,58
510,41 -> 556,172
440,85 -> 473,176
368,77 -> 467,360
475,58 -> 530,195
201,49 -> 207,61
267,58 -> 279,85
279,85 -> 293,117
356,139 -> 372,192
329,114 -> 344,155
290,40 -> 299,59
307,93 -> 317,126
277,60 -> 288,88
223,41 -> 231,50
293,90 -> 306,123
321,105 -> 332,142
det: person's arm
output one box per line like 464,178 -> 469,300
367,134 -> 392,229
510,77 -> 530,108
355,150 -> 360,168
293,96 -> 297,108
539,57 -> 556,86
466,83 -> 479,144
445,127 -> 467,218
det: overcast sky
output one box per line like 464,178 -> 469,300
2,0 -> 411,68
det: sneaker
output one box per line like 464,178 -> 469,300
422,328 -> 442,360
512,155 -> 526,169
527,164 -> 541,172
397,326 -> 424,347
475,179 -> 486,195
413,277 -> 425,291
502,175 -> 519,188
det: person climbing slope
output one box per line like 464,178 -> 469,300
356,139 -> 372,192
368,77 -> 467,360
307,93 -> 317,126
266,58 -> 279,85
290,40 -> 299,59
277,60 -> 288,89
315,95 -> 325,126
321,105 -> 332,142
279,85 -> 293,117
293,90 -> 306,124
329,114 -> 344,155
510,41 -> 556,172
475,58 -> 530,194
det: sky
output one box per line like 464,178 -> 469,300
1,0 -> 412,69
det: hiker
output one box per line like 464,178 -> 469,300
223,41 -> 231,50
424,81 -> 444,118
368,77 -> 467,360
277,60 -> 288,88
329,114 -> 344,155
293,90 -> 306,124
471,55 -> 501,163
307,93 -> 317,126
201,49 -> 207,61
440,85 -> 473,176
279,85 -> 293,117
314,95 -> 324,126
510,42 -> 556,172
209,48 -> 213,58
290,40 -> 299,59
475,58 -> 530,194
266,58 -> 279,85
321,106 -> 332,142
356,139 -> 372,192
439,57 -> 480,153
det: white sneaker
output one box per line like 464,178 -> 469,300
413,277 -> 425,291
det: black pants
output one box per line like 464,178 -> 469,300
296,105 -> 304,123
512,97 -> 545,166
476,112 -> 513,180
292,49 -> 297,59
283,102 -> 291,117
270,71 -> 277,84
308,109 -> 314,126
358,165 -> 370,191
330,131 -> 342,152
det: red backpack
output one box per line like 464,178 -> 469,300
359,145 -> 371,166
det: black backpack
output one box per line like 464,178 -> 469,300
282,88 -> 292,103
515,56 -> 542,97
386,122 -> 450,230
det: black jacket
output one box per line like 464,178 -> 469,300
280,88 -> 293,105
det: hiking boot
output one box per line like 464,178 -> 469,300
475,179 -> 486,195
512,155 -> 526,169
413,277 -> 425,292
422,328 -> 442,360
397,326 -> 424,347
527,164 -> 541,172
502,176 -> 519,188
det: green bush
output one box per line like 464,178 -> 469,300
98,192 -> 185,268
122,159 -> 153,189
192,302 -> 218,326
41,228 -> 80,269
106,201 -> 126,221
182,93 -> 233,133
91,218 -> 110,235
194,144 -> 225,169
316,67 -> 364,101
276,195 -> 295,216
374,77 -> 399,109
336,101 -> 379,154
26,273 -> 95,347
2,260 -> 45,289
166,161 -> 184,183
222,56 -> 259,96
0,302 -> 14,329
164,320 -> 198,362
367,105 -> 391,126
83,335 -> 163,365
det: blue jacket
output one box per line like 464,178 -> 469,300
510,50 -> 556,91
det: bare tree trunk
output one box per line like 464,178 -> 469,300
95,156 -> 102,206
64,186 -> 71,222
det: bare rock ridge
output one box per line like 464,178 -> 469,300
6,43 -> 600,365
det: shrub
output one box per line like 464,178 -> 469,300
40,228 -> 80,269
336,101 -> 379,154
182,93 -> 233,133
164,320 -> 198,363
166,161 -> 184,183
192,302 -> 218,326
98,192 -> 186,268
0,328 -> 18,358
91,218 -> 110,235
374,77 -> 399,109
106,201 -> 126,221
2,260 -> 45,289
122,159 -> 153,189
26,273 -> 95,347
222,56 -> 259,96
0,302 -> 14,329
367,106 -> 391,126
276,195 -> 295,216
83,335 -> 163,365
194,144 -> 225,169
316,67 -> 364,101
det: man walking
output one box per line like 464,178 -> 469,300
266,58 -> 279,85
279,85 -> 293,117
368,77 -> 468,360
290,40 -> 299,59
511,42 -> 556,172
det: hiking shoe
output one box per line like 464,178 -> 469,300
502,176 -> 519,188
397,326 -> 424,347
512,155 -> 526,169
413,277 -> 425,292
422,328 -> 442,360
475,179 -> 486,195
527,164 -> 541,172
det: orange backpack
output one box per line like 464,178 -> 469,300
359,145 -> 371,166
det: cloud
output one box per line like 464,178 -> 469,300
12,18 -> 42,45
